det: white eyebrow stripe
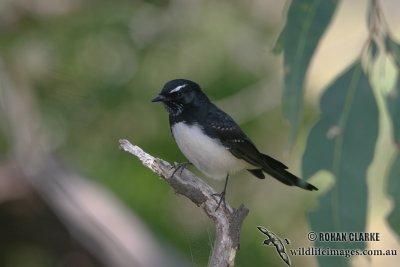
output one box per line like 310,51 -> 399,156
170,84 -> 187,93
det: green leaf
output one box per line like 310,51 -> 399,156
385,69 -> 400,237
387,153 -> 400,236
385,36 -> 400,68
386,75 -> 400,144
302,62 -> 379,267
369,40 -> 379,63
274,0 -> 338,139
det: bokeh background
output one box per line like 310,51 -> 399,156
0,0 -> 399,267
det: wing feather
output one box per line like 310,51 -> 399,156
204,105 -> 263,167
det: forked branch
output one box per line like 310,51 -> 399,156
119,139 -> 249,267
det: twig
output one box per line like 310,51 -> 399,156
119,139 -> 249,267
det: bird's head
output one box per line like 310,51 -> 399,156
152,79 -> 207,116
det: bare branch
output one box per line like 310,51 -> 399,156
119,139 -> 249,267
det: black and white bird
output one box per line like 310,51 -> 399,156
152,79 -> 317,208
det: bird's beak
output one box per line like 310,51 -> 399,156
151,94 -> 166,102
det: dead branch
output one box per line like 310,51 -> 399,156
119,139 -> 249,267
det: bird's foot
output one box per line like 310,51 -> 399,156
169,162 -> 192,178
212,191 -> 226,211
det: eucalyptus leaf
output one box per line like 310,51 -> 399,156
385,36 -> 400,68
385,75 -> 400,237
385,73 -> 400,145
387,153 -> 400,236
369,40 -> 379,63
303,62 -> 379,267
274,0 -> 338,139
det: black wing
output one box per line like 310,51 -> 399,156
204,105 -> 265,168
204,105 -> 287,170
203,104 -> 317,191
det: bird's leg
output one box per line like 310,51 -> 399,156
212,174 -> 229,211
170,162 -> 192,178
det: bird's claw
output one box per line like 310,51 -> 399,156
169,162 -> 192,178
212,191 -> 226,211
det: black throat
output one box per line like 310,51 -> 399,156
168,93 -> 210,127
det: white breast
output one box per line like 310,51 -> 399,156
171,122 -> 252,180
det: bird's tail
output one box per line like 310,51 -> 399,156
261,154 -> 318,191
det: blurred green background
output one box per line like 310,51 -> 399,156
0,0 -> 399,267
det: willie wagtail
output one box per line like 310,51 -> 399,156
152,79 -> 317,208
